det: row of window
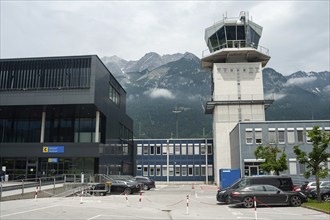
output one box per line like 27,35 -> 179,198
137,164 -> 213,177
245,127 -> 330,145
99,143 -> 129,155
288,158 -> 330,175
109,85 -> 120,106
0,58 -> 91,90
137,143 -> 213,156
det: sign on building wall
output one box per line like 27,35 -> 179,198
42,146 -> 64,153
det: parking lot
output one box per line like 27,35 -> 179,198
0,184 -> 328,220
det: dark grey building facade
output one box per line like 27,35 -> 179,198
0,55 -> 133,180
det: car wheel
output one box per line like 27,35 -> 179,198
124,188 -> 132,194
242,197 -> 254,208
290,195 -> 302,207
143,184 -> 149,190
322,194 -> 330,202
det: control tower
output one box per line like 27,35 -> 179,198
201,12 -> 272,185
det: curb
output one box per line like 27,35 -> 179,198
302,204 -> 330,215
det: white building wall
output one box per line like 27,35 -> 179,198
212,62 -> 266,185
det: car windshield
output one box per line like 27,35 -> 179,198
231,179 -> 247,189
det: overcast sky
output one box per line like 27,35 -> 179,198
0,1 -> 329,74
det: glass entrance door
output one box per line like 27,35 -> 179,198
249,166 -> 259,176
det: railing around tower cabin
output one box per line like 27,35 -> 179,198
202,41 -> 269,58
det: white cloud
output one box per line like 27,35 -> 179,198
0,1 -> 329,74
144,88 -> 175,99
324,85 -> 330,93
285,77 -> 317,86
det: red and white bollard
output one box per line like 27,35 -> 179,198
34,185 -> 39,200
125,193 -> 130,207
186,194 -> 189,215
139,191 -> 142,208
254,196 -> 257,220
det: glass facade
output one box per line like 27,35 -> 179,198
0,58 -> 91,91
207,24 -> 261,53
0,105 -> 105,143
1,157 -> 95,180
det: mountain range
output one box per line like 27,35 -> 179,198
101,52 -> 330,138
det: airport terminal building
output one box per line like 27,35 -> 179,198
0,55 -> 133,180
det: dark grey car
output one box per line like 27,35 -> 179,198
228,185 -> 307,208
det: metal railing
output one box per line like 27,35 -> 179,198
202,41 -> 269,57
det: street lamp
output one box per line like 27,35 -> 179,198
166,139 -> 169,183
173,107 -> 183,139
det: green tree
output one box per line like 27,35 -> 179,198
293,126 -> 330,202
254,145 -> 288,175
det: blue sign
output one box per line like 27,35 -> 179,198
43,146 -> 64,153
48,158 -> 58,163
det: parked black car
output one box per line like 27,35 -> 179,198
110,179 -> 141,194
228,185 -> 307,208
217,175 -> 294,203
309,186 -> 330,201
133,176 -> 156,190
86,183 -> 109,196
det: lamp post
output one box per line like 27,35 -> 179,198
166,139 -> 169,183
173,107 -> 183,139
203,128 -> 208,184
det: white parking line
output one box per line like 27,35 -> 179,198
0,204 -> 58,218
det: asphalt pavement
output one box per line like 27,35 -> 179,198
0,184 -> 329,220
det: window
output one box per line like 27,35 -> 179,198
175,144 -> 180,155
194,144 -> 200,155
143,145 -> 148,155
255,129 -> 262,144
137,165 -> 142,171
169,165 -> 174,176
188,166 -> 193,176
137,144 -> 142,155
297,129 -> 304,143
278,129 -> 285,144
156,166 -> 161,176
169,144 -> 174,155
162,165 -> 167,177
201,165 -> 206,176
188,144 -> 193,155
182,144 -> 187,155
246,129 -> 253,144
123,144 -> 128,155
143,166 -> 148,176
156,144 -> 161,155
150,144 -> 155,155
208,144 -> 213,155
162,144 -> 167,155
149,165 -> 155,176
201,144 -> 206,155
175,165 -> 180,176
208,165 -> 213,176
306,128 -> 313,144
268,129 -> 276,144
299,162 -> 306,175
287,129 -> 295,144
182,165 -> 187,176
249,185 -> 265,192
289,159 -> 297,175
194,165 -> 200,176
264,185 -> 277,192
